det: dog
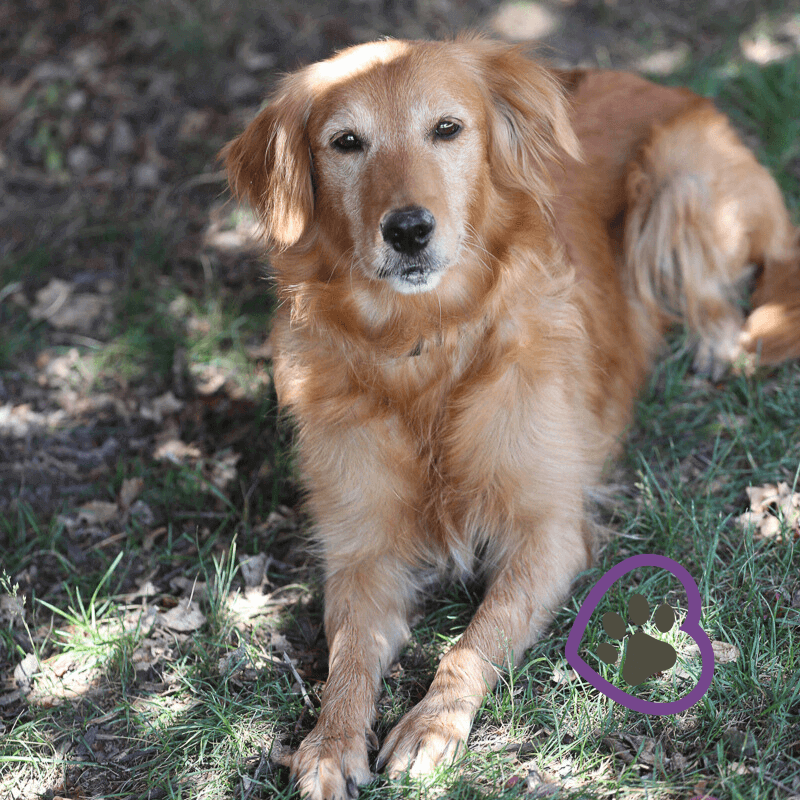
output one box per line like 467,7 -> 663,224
223,35 -> 800,799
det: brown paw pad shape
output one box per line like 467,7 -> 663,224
597,592 -> 678,686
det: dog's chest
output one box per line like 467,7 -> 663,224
375,333 -> 508,537
373,324 -> 487,430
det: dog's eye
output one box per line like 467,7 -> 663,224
331,132 -> 363,151
434,120 -> 461,139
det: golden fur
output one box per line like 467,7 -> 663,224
223,36 -> 800,800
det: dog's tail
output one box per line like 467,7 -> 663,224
624,164 -> 739,364
623,104 -> 800,371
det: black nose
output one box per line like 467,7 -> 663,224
380,207 -> 435,255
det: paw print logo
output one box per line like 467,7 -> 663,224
597,593 -> 677,686
565,554 -> 715,715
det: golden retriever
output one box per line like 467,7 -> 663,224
223,35 -> 800,799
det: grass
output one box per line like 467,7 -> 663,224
723,58 -> 800,200
5,346 -> 799,795
3,379 -> 798,798
2,25 -> 800,800
0,248 -> 52,368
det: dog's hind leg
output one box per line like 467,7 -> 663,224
741,240 -> 800,364
623,103 -> 799,374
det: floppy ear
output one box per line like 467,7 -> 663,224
221,72 -> 314,248
474,39 -> 581,201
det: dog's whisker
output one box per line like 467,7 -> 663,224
326,245 -> 357,288
463,223 -> 494,276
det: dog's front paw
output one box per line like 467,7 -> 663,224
291,721 -> 375,800
376,695 -> 472,780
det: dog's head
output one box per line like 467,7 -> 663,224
223,36 -> 580,297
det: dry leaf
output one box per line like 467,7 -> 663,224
25,651 -> 104,705
196,365 -> 227,395
239,552 -> 268,587
29,279 -> 111,334
29,279 -> 73,321
153,439 -> 201,463
0,594 -> 25,626
140,391 -> 183,423
711,641 -> 740,663
676,639 -> 739,679
722,728 -> 757,758
119,477 -> 145,510
127,580 -> 160,600
129,500 -> 155,526
670,752 -> 689,771
737,482 -> 800,541
132,635 -> 171,673
682,639 -> 739,663
210,450 -> 240,490
218,645 -> 250,675
77,500 -> 119,526
169,576 -> 209,600
14,653 -> 39,693
159,599 -> 206,632
550,667 -> 577,684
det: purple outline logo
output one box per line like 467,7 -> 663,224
565,554 -> 714,715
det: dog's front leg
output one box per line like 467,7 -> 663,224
376,365 -> 594,780
291,548 -> 415,800
377,517 -> 588,779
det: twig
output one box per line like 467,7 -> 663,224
760,771 -> 795,794
178,170 -> 227,191
241,748 -> 268,800
293,704 -> 308,736
283,652 -> 316,715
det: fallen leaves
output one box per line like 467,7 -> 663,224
0,401 -> 67,437
74,500 -> 118,526
119,476 -> 145,510
602,733 -> 667,769
722,727 -> 757,758
57,484 -> 156,540
2,575 -> 304,710
18,652 -> 109,710
5,599 -> 204,708
139,391 -> 184,424
0,593 -> 26,626
738,482 -> 800,541
674,639 -> 739,680
159,598 -> 206,633
153,438 -> 202,463
28,278 -> 113,336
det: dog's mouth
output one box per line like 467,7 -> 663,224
377,253 -> 443,294
399,263 -> 430,284
386,263 -> 443,294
